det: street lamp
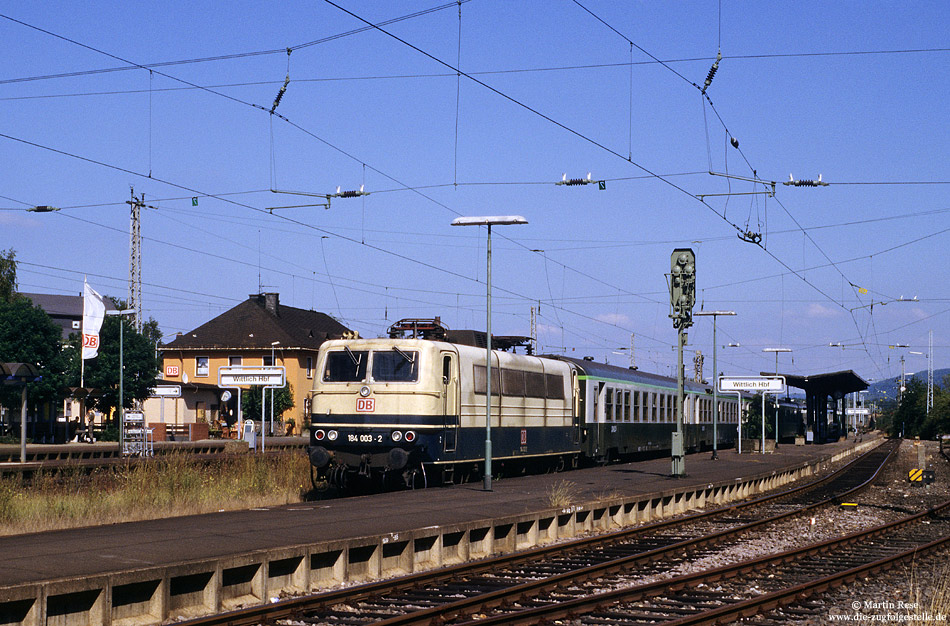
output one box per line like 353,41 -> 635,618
910,341 -> 934,414
694,311 -> 736,459
452,215 -> 528,491
106,308 -> 137,453
762,347 -> 791,450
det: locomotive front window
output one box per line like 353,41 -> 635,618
372,350 -> 419,382
323,349 -> 369,382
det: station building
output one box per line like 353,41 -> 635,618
154,293 -> 352,436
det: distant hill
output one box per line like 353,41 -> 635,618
865,368 -> 949,404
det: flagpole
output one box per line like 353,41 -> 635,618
80,277 -> 86,389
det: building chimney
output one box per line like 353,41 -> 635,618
265,292 -> 279,315
252,292 -> 280,315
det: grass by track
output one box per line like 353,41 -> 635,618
0,452 -> 310,535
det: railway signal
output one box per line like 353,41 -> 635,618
669,248 -> 696,477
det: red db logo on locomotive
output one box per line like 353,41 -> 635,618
356,398 -> 375,412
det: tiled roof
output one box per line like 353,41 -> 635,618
162,293 -> 351,350
21,292 -> 119,340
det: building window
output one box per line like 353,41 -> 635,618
263,355 -> 274,366
229,356 -> 242,367
306,357 -> 313,379
196,356 -> 209,377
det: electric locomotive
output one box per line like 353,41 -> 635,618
307,319 -> 578,489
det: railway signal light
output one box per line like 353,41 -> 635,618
669,248 -> 696,329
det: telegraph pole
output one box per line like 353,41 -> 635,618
669,249 -> 696,477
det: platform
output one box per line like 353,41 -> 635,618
0,436 -> 880,626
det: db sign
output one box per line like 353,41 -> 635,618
165,365 -> 180,377
356,398 -> 375,413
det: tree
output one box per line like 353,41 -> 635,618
241,384 -> 295,426
742,394 -> 773,440
0,294 -> 70,411
886,377 -> 928,438
0,249 -> 15,303
65,314 -> 159,417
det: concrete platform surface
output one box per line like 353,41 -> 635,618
0,437 -> 873,588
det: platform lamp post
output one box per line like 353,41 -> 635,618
106,308 -> 136,451
452,215 -> 528,491
762,347 -> 791,449
270,341 -> 280,437
910,346 -> 933,415
694,311 -> 736,460
1,363 -> 42,463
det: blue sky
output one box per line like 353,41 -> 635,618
1,1 -> 947,385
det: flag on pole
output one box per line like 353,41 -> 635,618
82,281 -> 106,360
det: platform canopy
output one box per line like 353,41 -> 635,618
765,370 -> 868,398
760,369 -> 868,443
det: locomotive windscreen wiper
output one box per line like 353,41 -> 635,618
344,346 -> 361,367
391,346 -> 415,364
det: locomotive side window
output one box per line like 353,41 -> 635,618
473,365 -> 501,395
525,371 -> 546,397
372,350 -> 419,382
323,349 -> 368,382
545,373 -> 565,399
502,368 -> 526,397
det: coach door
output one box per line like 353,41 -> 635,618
441,352 -> 459,453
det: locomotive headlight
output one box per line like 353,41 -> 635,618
359,386 -> 371,397
391,431 -> 403,442
404,430 -> 416,443
314,429 -> 326,441
327,430 -> 338,441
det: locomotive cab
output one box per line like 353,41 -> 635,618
309,338 -> 459,488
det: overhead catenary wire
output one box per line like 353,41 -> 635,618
5,8 -> 944,376
1,131 -> 668,357
2,10 -> 667,324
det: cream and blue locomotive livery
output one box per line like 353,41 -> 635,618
307,319 -> 739,489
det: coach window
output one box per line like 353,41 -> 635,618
372,349 -> 418,382
195,356 -> 209,377
632,390 -> 640,422
605,388 -> 614,421
323,349 -> 369,382
624,390 -> 631,422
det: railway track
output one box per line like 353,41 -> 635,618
178,439 -> 902,626
0,439 -> 306,478
456,499 -> 950,625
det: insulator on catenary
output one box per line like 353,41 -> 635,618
702,51 -> 722,93
556,172 -> 594,186
730,136 -> 739,149
270,74 -> 290,113
331,185 -> 369,198
783,173 -> 829,187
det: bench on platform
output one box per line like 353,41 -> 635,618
148,422 -> 210,442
